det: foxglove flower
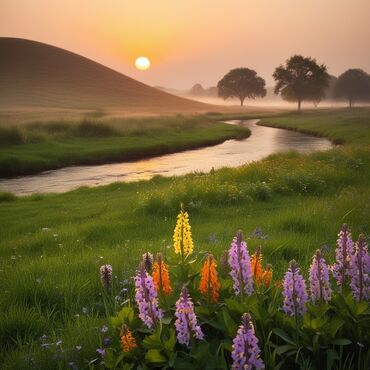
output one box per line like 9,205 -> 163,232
134,264 -> 163,329
228,231 -> 254,296
100,265 -> 113,290
282,260 -> 308,317
350,234 -> 370,301
309,250 -> 332,303
332,224 -> 354,288
142,252 -> 154,273
231,313 -> 264,370
175,287 -> 203,347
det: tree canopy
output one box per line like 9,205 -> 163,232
334,69 -> 370,107
217,68 -> 266,106
273,55 -> 330,110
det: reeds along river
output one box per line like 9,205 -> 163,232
0,120 -> 333,196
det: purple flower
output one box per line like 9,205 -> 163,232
100,265 -> 113,290
349,234 -> 370,301
134,264 -> 163,329
96,348 -> 106,357
282,260 -> 308,317
309,250 -> 332,303
142,252 -> 154,273
332,224 -> 354,289
228,231 -> 254,296
231,313 -> 264,370
103,338 -> 111,346
175,287 -> 204,347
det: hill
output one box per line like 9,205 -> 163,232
0,38 -> 212,113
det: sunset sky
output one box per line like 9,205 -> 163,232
1,0 -> 369,89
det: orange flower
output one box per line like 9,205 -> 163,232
152,253 -> 172,295
120,326 -> 137,352
262,264 -> 273,287
199,254 -> 220,303
251,247 -> 263,283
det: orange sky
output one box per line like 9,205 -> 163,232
1,0 -> 369,89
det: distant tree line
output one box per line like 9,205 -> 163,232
213,55 -> 370,109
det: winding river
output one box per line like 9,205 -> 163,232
0,120 -> 333,196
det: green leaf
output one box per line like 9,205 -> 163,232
326,349 -> 339,370
145,349 -> 167,364
275,344 -> 296,355
143,331 -> 163,350
272,328 -> 296,346
331,338 -> 351,346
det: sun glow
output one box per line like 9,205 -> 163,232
135,57 -> 150,70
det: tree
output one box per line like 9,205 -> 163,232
334,69 -> 370,107
217,68 -> 266,106
273,55 -> 330,110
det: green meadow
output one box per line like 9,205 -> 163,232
0,108 -> 369,368
0,115 -> 250,177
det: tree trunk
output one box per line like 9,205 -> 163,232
298,99 -> 302,111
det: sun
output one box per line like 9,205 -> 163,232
135,56 -> 151,71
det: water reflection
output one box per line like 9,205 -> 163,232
0,120 -> 333,195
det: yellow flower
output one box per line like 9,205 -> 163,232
173,208 -> 194,257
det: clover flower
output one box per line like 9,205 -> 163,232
350,234 -> 370,301
231,313 -> 265,370
332,224 -> 354,289
282,260 -> 308,317
309,250 -> 332,303
173,206 -> 194,258
175,287 -> 203,347
199,254 -> 221,303
142,252 -> 154,273
228,231 -> 254,296
120,326 -> 137,352
100,265 -> 113,290
134,264 -> 163,329
152,253 -> 172,295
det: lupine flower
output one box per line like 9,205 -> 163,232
350,234 -> 370,301
309,250 -> 332,303
100,265 -> 113,290
199,254 -> 221,303
261,264 -> 273,287
175,287 -> 203,347
228,231 -> 254,296
152,253 -> 172,295
332,224 -> 354,289
251,247 -> 263,283
231,313 -> 265,370
173,206 -> 194,258
142,252 -> 154,273
120,326 -> 137,352
96,348 -> 106,357
134,264 -> 163,329
282,260 -> 308,317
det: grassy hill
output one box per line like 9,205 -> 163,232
0,38 -> 212,113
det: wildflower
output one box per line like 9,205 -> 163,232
220,250 -> 230,274
75,345 -> 82,352
309,250 -> 332,303
199,254 -> 221,303
282,260 -> 308,317
175,287 -> 203,347
100,264 -> 113,290
231,313 -> 264,370
251,247 -> 263,283
142,252 -> 154,273
134,264 -> 163,329
152,253 -> 172,295
120,326 -> 137,352
173,206 -> 194,258
96,348 -> 106,357
261,264 -> 273,287
103,338 -> 111,346
332,224 -> 354,289
82,307 -> 88,315
228,231 -> 254,296
349,234 -> 370,301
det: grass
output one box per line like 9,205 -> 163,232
0,108 -> 369,368
0,115 -> 250,177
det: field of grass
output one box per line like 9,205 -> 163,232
0,114 -> 250,177
0,108 -> 369,368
